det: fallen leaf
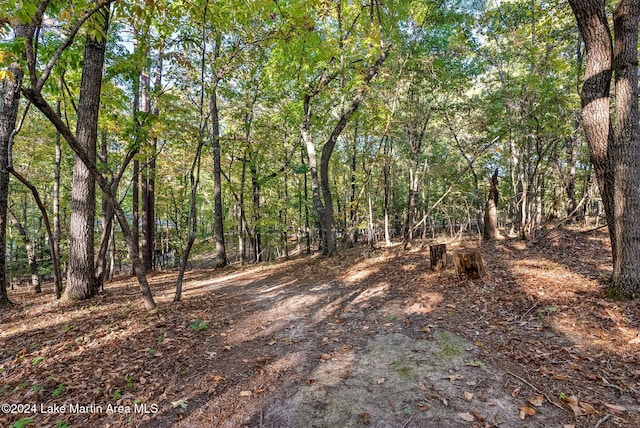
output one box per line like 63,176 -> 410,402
579,402 -> 597,414
212,375 -> 223,382
604,403 -> 627,412
528,395 -> 544,407
457,412 -> 475,422
464,391 -> 474,401
376,377 -> 385,384
239,390 -> 252,397
418,404 -> 429,411
444,374 -> 464,382
519,406 -> 536,419
565,395 -> 585,417
171,399 -> 188,409
563,425 -> 575,428
360,413 -> 371,424
417,382 -> 427,391
422,326 -> 431,333
511,387 -> 521,398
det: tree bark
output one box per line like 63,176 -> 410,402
0,25 -> 26,305
570,0 -> 640,299
610,0 -> 640,298
319,47 -> 390,255
483,168 -> 500,240
301,95 -> 327,254
7,207 -> 40,293
210,81 -> 227,268
568,0 -> 615,246
53,98 -> 62,298
65,8 -> 109,300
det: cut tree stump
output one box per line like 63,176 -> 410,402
453,250 -> 485,279
429,244 -> 447,271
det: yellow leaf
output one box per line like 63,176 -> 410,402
0,70 -> 15,82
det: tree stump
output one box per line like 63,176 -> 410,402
429,244 -> 447,271
453,250 -> 486,279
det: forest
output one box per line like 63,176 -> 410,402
1,0 -> 640,427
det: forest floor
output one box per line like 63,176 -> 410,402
1,226 -> 640,428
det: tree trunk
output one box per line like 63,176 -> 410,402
23,9 -> 157,311
610,0 -> 640,298
0,25 -> 26,305
250,159 -> 262,262
570,0 -> 640,299
66,11 -> 109,300
95,133 -> 113,291
483,168 -> 500,240
141,67 -> 153,271
210,82 -> 227,268
383,137 -> 392,246
301,95 -> 328,254
53,98 -> 62,298
568,0 -> 615,243
7,207 -> 40,293
238,152 -> 247,265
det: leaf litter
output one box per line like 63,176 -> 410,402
0,226 -> 638,427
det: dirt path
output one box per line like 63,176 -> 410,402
1,227 -> 639,427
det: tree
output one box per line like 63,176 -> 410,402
65,6 -> 110,300
0,24 -> 26,305
569,0 -> 640,299
483,168 -> 500,240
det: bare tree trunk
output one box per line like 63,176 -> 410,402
569,0 -> 640,298
174,138 -> 205,301
53,98 -> 62,298
23,8 -> 156,311
301,95 -> 327,254
238,152 -> 247,265
95,133 -> 113,290
7,207 -> 40,293
66,9 -> 109,300
483,168 -> 501,240
383,137 -> 392,246
611,0 -> 640,298
210,80 -> 227,268
0,25 -> 26,305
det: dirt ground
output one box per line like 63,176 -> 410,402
1,226 -> 639,428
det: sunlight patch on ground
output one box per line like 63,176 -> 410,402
227,293 -> 325,343
403,292 -> 443,314
342,283 -> 390,313
310,292 -> 360,324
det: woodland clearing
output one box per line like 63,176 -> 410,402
1,226 -> 639,428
